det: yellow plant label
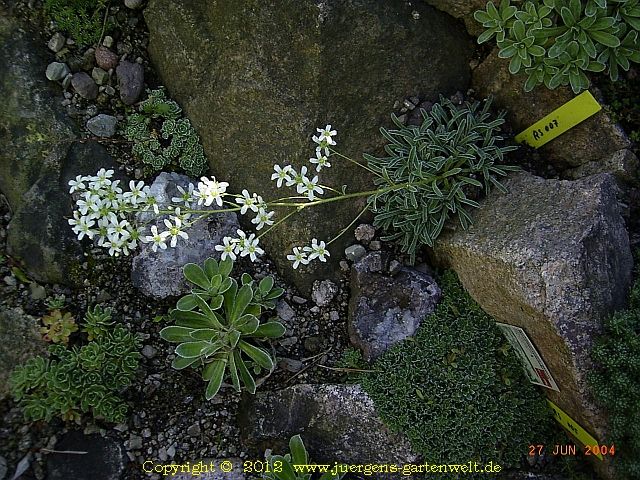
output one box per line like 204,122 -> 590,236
547,400 -> 603,460
515,91 -> 602,148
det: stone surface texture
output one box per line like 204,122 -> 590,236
131,172 -> 240,299
144,0 -> 474,294
349,252 -> 442,361
431,171 -> 633,454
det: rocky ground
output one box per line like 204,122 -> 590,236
1,0 -> 638,479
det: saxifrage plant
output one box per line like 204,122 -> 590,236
359,271 -> 554,468
69,97 -> 518,266
123,88 -> 208,176
10,308 -> 140,423
589,255 -> 640,479
160,257 -> 285,400
475,0 -> 640,93
261,434 -> 345,480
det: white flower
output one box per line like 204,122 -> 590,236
235,229 -> 248,250
107,219 -> 131,240
197,177 -> 229,207
310,150 -> 331,172
93,168 -> 114,187
304,238 -> 330,262
240,234 -> 264,262
290,166 -> 309,193
143,225 -> 169,252
163,217 -> 189,247
301,175 -> 323,200
215,236 -> 238,261
271,164 -> 293,188
103,239 -> 122,257
172,207 -> 191,223
312,124 -> 337,149
76,195 -> 99,215
71,215 -> 95,241
172,184 -> 196,207
287,246 -> 309,269
251,208 -> 274,230
68,175 -> 87,194
145,196 -> 160,214
235,190 -> 260,215
123,180 -> 147,205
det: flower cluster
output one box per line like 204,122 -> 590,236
69,125 -> 339,269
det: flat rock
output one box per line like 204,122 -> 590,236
472,47 -> 631,172
0,308 -> 47,399
116,60 -> 144,105
311,279 -> 338,307
86,114 -> 117,137
239,384 -> 419,465
46,61 -> 70,81
144,0 -> 474,295
131,172 -> 240,299
47,431 -> 126,480
431,171 -> 633,461
348,252 -> 442,361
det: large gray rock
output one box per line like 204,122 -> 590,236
349,252 -> 441,361
239,384 -> 419,465
472,48 -> 632,174
431,172 -> 633,462
131,172 -> 240,299
145,0 -> 474,295
0,307 -> 47,399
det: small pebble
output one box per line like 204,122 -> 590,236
29,283 -> 46,300
369,240 -> 381,251
71,72 -> 98,99
388,260 -> 402,276
345,244 -> 366,262
45,62 -> 70,81
91,67 -> 109,85
86,114 -> 117,137
124,0 -> 145,9
103,35 -> 114,48
141,345 -> 157,359
292,296 -> 307,305
47,33 -> 66,52
354,224 -> 375,242
278,358 -> 304,373
187,423 -> 201,437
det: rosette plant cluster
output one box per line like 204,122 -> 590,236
10,307 -> 141,423
160,258 -> 285,400
475,0 -> 640,93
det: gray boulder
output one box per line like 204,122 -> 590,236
131,172 -> 240,299
144,0 -> 474,295
0,307 -> 47,399
348,252 -> 442,361
86,114 -> 117,137
239,384 -> 419,465
116,60 -> 144,105
431,171 -> 633,462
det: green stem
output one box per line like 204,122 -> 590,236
257,208 -> 301,239
328,148 -> 381,177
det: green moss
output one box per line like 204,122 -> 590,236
44,0 -> 109,47
360,271 -> 554,470
589,252 -> 640,479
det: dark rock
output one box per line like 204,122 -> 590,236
0,308 -> 47,399
349,252 -> 442,361
47,431 -> 126,480
71,72 -> 98,99
564,149 -> 639,186
354,223 -> 375,242
144,0 -> 474,295
239,384 -> 418,465
275,299 -> 296,323
116,60 -> 144,105
86,114 -> 117,137
131,172 -> 240,299
431,171 -> 632,463
124,0 -> 145,9
421,0 -> 489,37
48,32 -> 65,52
345,244 -> 366,262
95,46 -> 119,71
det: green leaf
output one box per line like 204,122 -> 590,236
204,359 -> 226,400
227,351 -> 241,392
171,356 -> 199,370
160,326 -> 194,343
289,434 -> 309,466
203,258 -> 219,278
238,340 -> 274,370
259,276 -> 274,294
175,341 -> 212,358
189,329 -> 219,341
235,314 -> 259,334
234,351 -> 256,393
218,257 -> 233,278
176,294 -> 198,312
231,284 -> 253,322
590,30 -> 621,47
171,309 -> 217,329
254,322 -> 286,338
183,263 -> 210,290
